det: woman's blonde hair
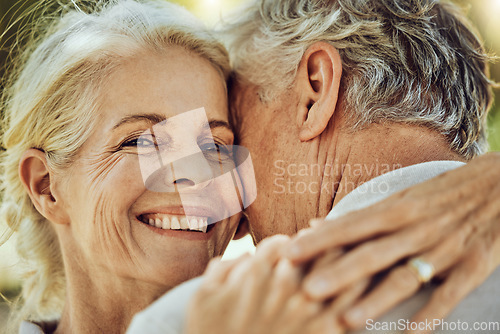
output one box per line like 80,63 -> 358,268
0,0 -> 230,331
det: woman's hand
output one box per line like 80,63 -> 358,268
185,235 -> 344,334
286,153 -> 500,330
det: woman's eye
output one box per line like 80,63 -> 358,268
121,137 -> 156,148
200,143 -> 231,155
216,143 -> 231,155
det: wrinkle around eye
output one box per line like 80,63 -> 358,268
84,151 -> 128,191
118,135 -> 173,155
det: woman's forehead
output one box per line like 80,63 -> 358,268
97,49 -> 229,131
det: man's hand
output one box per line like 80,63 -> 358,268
286,153 -> 500,332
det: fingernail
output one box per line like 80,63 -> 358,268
344,307 -> 364,326
296,228 -> 313,238
287,244 -> 302,259
306,277 -> 330,298
309,218 -> 322,228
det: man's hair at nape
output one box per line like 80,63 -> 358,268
222,0 -> 497,160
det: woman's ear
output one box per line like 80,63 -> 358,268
295,42 -> 342,141
19,149 -> 69,225
233,214 -> 250,240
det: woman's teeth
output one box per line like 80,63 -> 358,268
141,214 -> 209,233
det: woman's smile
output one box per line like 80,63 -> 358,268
137,214 -> 211,232
135,204 -> 223,239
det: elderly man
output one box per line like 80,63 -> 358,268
128,0 -> 500,333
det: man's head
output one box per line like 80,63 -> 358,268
225,0 -> 495,241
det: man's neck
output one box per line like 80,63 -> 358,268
315,117 -> 465,214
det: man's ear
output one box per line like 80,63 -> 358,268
295,42 -> 342,141
19,149 -> 69,225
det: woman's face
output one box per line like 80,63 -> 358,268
57,47 -> 239,288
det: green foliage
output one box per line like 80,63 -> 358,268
488,107 -> 500,151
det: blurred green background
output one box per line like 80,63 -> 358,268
0,0 -> 499,322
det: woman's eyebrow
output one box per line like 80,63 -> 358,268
112,114 -> 232,132
112,113 -> 166,130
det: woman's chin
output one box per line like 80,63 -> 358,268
145,253 -> 209,288
131,217 -> 217,264
129,216 -> 236,282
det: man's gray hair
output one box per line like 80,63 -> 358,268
223,0 -> 496,159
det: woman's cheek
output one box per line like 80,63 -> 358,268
89,196 -> 143,273
79,155 -> 145,270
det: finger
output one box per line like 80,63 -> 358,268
306,316 -> 345,334
342,222 -> 477,328
232,259 -> 275,327
309,218 -> 324,228
204,256 -> 223,276
255,234 -> 291,265
344,265 -> 421,328
306,302 -> 346,334
262,258 -> 303,319
193,256 -> 252,317
228,234 -> 289,288
308,248 -> 344,273
490,218 -> 500,269
306,281 -> 369,334
272,294 -> 326,334
203,255 -> 248,285
282,293 -> 323,327
295,227 -> 316,239
232,236 -> 292,326
408,243 -> 491,334
237,235 -> 291,288
330,277 -> 370,314
303,222 -> 444,299
287,200 -> 423,264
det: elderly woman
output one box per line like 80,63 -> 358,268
0,1 -> 295,332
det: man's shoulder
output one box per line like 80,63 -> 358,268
328,161 -> 465,220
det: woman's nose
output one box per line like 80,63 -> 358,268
169,152 -> 214,190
